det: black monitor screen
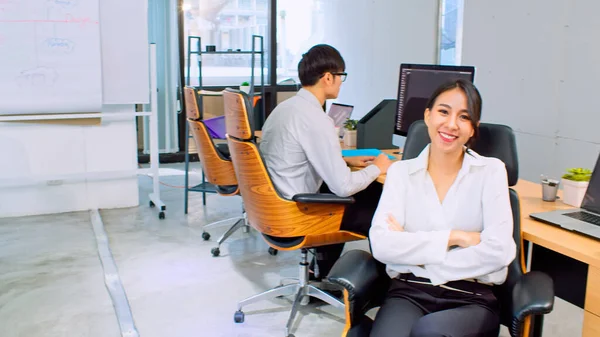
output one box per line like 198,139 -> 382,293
582,153 -> 600,215
395,64 -> 475,136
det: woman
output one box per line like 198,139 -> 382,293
369,79 -> 516,337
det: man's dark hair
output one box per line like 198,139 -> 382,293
297,44 -> 345,86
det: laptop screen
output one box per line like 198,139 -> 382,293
327,103 -> 354,128
582,153 -> 600,214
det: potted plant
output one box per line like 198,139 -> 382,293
343,119 -> 358,147
239,81 -> 251,94
561,168 -> 592,207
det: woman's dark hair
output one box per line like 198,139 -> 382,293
425,79 -> 482,149
298,44 -> 345,86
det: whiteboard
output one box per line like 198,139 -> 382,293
0,0 -> 103,115
100,0 -> 149,104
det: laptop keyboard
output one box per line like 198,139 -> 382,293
564,211 -> 600,226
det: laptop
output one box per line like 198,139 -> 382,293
530,153 -> 600,239
327,103 -> 354,128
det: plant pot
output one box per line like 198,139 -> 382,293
562,179 -> 589,207
239,85 -> 251,94
343,130 -> 357,147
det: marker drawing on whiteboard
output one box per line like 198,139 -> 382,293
16,67 -> 59,87
0,0 -> 16,13
47,0 -> 78,9
43,38 -> 75,53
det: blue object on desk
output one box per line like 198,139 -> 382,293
341,149 -> 395,160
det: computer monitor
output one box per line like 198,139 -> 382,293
328,103 -> 354,128
392,64 -> 475,148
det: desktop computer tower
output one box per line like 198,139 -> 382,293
356,99 -> 397,149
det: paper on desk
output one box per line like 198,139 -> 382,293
341,149 -> 395,160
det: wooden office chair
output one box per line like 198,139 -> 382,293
327,121 -> 555,337
184,86 -> 249,257
223,88 -> 367,337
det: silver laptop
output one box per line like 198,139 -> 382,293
530,153 -> 600,239
327,103 -> 354,128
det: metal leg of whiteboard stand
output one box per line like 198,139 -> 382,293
202,171 -> 207,206
184,121 -> 190,214
147,43 -> 166,219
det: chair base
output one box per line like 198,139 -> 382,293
202,213 -> 250,257
234,249 -> 344,336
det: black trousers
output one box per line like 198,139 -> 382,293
370,274 -> 501,337
313,182 -> 383,278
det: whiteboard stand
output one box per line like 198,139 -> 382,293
0,44 -> 166,219
145,43 -> 166,219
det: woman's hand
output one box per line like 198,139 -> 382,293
386,214 -> 404,232
449,230 -> 481,248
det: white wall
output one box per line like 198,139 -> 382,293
321,0 -> 439,119
462,1 -> 600,182
0,106 -> 139,218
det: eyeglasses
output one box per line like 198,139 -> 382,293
320,72 -> 348,82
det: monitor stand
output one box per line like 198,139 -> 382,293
392,134 -> 406,155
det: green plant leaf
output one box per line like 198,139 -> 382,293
344,119 -> 358,130
562,167 -> 592,181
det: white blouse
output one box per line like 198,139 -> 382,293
369,145 -> 516,286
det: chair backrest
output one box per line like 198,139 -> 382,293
184,86 -> 201,120
402,120 -> 519,186
223,88 -> 255,141
187,119 -> 238,190
222,89 -> 346,239
183,87 -> 238,194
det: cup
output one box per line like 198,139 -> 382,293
541,177 -> 560,202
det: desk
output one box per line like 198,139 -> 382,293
517,180 -> 600,337
373,166 -> 600,336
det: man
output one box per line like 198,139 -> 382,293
260,44 -> 392,278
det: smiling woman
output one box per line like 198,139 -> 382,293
368,79 -> 515,337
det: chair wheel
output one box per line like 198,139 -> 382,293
149,201 -> 155,208
268,247 -> 278,256
158,211 -> 165,219
202,232 -> 210,241
234,310 -> 244,323
287,334 -> 295,337
211,247 -> 220,257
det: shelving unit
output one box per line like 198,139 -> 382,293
183,35 -> 265,214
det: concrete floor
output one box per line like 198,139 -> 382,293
0,163 -> 584,336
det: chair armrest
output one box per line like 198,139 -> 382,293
327,250 -> 388,330
292,193 -> 355,204
510,271 -> 554,337
327,250 -> 381,300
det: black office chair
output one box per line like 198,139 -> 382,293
327,121 -> 555,337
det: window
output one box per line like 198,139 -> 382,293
238,0 -> 252,10
438,0 -> 464,65
276,0 -> 325,85
182,0 -> 269,86
256,0 -> 268,10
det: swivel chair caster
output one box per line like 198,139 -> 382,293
234,310 -> 244,323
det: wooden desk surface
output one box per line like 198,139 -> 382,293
515,180 -> 600,268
